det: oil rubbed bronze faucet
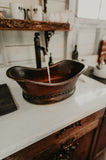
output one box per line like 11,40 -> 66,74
34,32 -> 47,68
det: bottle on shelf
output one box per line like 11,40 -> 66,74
48,53 -> 54,66
72,45 -> 78,60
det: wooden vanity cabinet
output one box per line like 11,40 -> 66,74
66,130 -> 95,160
93,109 -> 106,159
5,108 -> 105,160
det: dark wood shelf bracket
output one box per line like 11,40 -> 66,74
44,0 -> 48,13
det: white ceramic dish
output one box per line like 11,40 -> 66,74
93,65 -> 106,79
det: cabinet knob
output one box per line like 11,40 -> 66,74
74,120 -> 82,126
56,121 -> 81,139
56,129 -> 65,139
62,138 -> 79,151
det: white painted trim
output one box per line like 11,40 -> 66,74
0,31 -> 8,66
75,18 -> 106,28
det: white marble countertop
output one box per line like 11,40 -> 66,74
0,67 -> 106,160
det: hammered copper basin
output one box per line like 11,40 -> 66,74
6,60 -> 87,104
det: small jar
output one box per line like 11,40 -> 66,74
31,5 -> 42,21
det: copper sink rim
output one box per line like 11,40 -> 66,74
6,60 -> 87,86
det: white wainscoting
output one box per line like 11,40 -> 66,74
0,0 -> 67,67
1,0 -> 106,68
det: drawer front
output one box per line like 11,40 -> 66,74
6,109 -> 105,160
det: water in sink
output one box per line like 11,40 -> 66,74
45,55 -> 51,83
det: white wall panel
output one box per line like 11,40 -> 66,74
1,0 -> 106,68
47,0 -> 65,13
0,0 -> 40,18
101,29 -> 106,40
48,32 -> 64,60
6,45 -> 35,62
0,47 -> 4,65
20,0 -> 40,8
0,0 -> 16,8
2,31 -> 35,45
0,0 -> 66,67
77,28 -> 96,56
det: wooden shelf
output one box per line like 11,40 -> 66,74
0,18 -> 70,31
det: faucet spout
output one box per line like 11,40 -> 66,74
40,46 -> 47,56
34,32 -> 47,68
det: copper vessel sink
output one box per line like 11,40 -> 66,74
6,60 -> 87,104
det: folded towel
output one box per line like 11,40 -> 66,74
0,84 -> 17,116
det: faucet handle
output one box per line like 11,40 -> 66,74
40,47 -> 47,56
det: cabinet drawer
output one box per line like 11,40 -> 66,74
6,109 -> 105,160
55,108 -> 104,141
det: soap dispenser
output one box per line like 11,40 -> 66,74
48,53 -> 54,66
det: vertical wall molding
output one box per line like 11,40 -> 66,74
66,0 -> 77,59
0,31 -> 8,66
64,0 -> 69,59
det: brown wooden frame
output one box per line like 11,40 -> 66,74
0,18 -> 70,31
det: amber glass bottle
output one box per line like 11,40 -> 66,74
72,45 -> 78,60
